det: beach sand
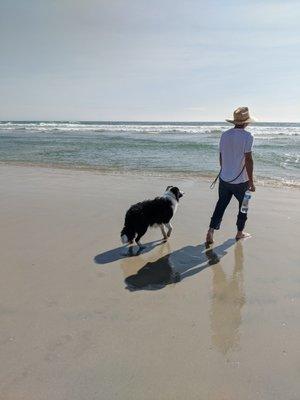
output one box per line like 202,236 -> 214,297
0,164 -> 299,400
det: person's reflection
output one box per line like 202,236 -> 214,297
208,241 -> 245,355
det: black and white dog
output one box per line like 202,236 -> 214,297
121,186 -> 184,248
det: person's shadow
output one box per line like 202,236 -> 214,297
94,240 -> 165,265
125,238 -> 236,291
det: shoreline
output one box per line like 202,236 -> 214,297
0,161 -> 299,189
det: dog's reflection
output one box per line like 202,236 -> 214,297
124,239 -> 236,291
209,241 -> 245,355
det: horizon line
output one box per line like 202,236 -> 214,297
1,119 -> 300,124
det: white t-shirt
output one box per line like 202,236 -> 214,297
219,128 -> 254,184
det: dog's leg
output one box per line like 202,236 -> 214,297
160,224 -> 168,240
136,240 -> 143,248
135,235 -> 144,248
135,226 -> 147,248
165,222 -> 173,237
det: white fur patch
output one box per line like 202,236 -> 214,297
163,191 -> 178,214
121,234 -> 128,244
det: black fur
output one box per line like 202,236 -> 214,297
169,186 -> 183,201
121,186 -> 183,245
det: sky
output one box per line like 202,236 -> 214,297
1,0 -> 300,122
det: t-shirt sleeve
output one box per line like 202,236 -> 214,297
245,134 -> 254,153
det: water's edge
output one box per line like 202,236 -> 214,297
1,121 -> 299,188
1,160 -> 298,189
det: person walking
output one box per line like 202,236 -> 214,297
206,107 -> 256,244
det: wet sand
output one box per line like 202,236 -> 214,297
0,164 -> 299,400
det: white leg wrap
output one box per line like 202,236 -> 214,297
165,222 -> 173,237
160,224 -> 167,239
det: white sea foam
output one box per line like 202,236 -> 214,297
0,121 -> 299,137
0,121 -> 299,186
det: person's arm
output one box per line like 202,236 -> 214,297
245,152 -> 255,191
219,152 -> 222,168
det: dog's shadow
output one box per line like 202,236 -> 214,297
94,240 -> 165,265
125,239 -> 236,291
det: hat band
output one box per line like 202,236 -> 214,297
234,116 -> 249,122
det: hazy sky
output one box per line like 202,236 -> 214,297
1,0 -> 300,121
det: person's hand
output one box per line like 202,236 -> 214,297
248,180 -> 256,192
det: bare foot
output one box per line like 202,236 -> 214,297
236,231 -> 251,240
206,229 -> 214,245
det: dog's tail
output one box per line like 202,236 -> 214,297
120,225 -> 135,244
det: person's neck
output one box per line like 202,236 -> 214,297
234,124 -> 246,129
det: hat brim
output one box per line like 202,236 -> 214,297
225,117 -> 256,124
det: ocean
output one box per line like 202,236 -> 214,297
0,121 -> 299,187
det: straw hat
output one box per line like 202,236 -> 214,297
226,107 -> 256,124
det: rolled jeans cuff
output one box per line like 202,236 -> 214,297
209,219 -> 221,230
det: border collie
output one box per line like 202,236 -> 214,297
120,186 -> 184,248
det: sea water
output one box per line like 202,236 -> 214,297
0,121 -> 299,187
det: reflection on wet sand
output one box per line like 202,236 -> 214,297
209,241 -> 245,355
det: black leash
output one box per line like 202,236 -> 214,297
210,172 -> 220,189
210,165 -> 245,189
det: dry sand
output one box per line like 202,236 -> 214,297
0,164 -> 299,400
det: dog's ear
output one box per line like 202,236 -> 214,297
170,187 -> 183,201
166,185 -> 173,191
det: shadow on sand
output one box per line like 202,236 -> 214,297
94,240 -> 165,265
125,239 -> 236,291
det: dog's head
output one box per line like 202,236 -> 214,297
165,186 -> 184,202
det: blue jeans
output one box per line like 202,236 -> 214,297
210,179 -> 249,231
